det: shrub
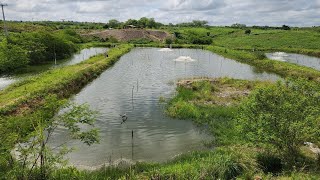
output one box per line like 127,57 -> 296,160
237,79 -> 320,167
245,29 -> 251,35
0,40 -> 29,72
165,38 -> 173,44
257,152 -> 283,174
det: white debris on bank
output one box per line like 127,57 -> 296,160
174,56 -> 196,62
269,52 -> 289,61
304,142 -> 320,154
158,48 -> 173,52
274,52 -> 289,57
72,158 -> 135,171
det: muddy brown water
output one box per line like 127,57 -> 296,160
48,48 -> 280,169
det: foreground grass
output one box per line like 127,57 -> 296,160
48,146 -> 258,180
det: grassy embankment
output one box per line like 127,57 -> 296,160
45,78 -> 320,179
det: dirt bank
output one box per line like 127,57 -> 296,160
81,29 -> 172,42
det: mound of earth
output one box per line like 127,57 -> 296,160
82,29 -> 172,42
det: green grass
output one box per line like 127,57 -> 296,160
47,146 -> 258,180
166,78 -> 268,145
214,29 -> 320,50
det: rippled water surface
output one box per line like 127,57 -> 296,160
0,47 -> 108,90
49,48 -> 279,168
266,52 -> 320,71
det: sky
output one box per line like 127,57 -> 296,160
2,0 -> 320,26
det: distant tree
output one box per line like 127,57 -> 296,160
103,24 -> 109,29
282,25 -> 291,30
165,38 -> 173,44
138,17 -> 149,28
146,18 -> 157,28
124,19 -> 139,27
108,19 -> 121,29
192,20 -> 208,27
231,23 -> 247,28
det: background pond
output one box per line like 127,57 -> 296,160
266,52 -> 320,71
0,47 -> 108,90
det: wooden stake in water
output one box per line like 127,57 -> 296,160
131,86 -> 135,110
54,44 -> 57,65
131,130 -> 134,160
136,79 -> 139,92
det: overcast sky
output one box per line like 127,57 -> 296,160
2,0 -> 320,26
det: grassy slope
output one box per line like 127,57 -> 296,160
214,29 -> 320,50
166,27 -> 320,57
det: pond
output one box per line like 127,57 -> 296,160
0,47 -> 108,90
266,52 -> 320,71
49,48 -> 280,169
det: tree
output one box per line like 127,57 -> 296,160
192,20 -> 208,27
146,18 -> 157,28
231,23 -> 246,28
124,19 -> 139,27
237,80 -> 320,167
282,25 -> 291,30
245,29 -> 251,35
138,17 -> 149,28
108,19 -> 121,29
0,39 -> 29,72
10,95 -> 100,179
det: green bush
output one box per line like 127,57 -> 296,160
0,40 -> 29,72
0,30 -> 79,71
165,38 -> 173,44
257,152 -> 283,174
237,79 -> 320,167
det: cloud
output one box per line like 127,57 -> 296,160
1,0 -> 319,26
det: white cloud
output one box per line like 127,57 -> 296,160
1,0 -> 319,26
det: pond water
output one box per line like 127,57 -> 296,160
49,48 -> 279,169
266,52 -> 320,71
0,47 -> 108,90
